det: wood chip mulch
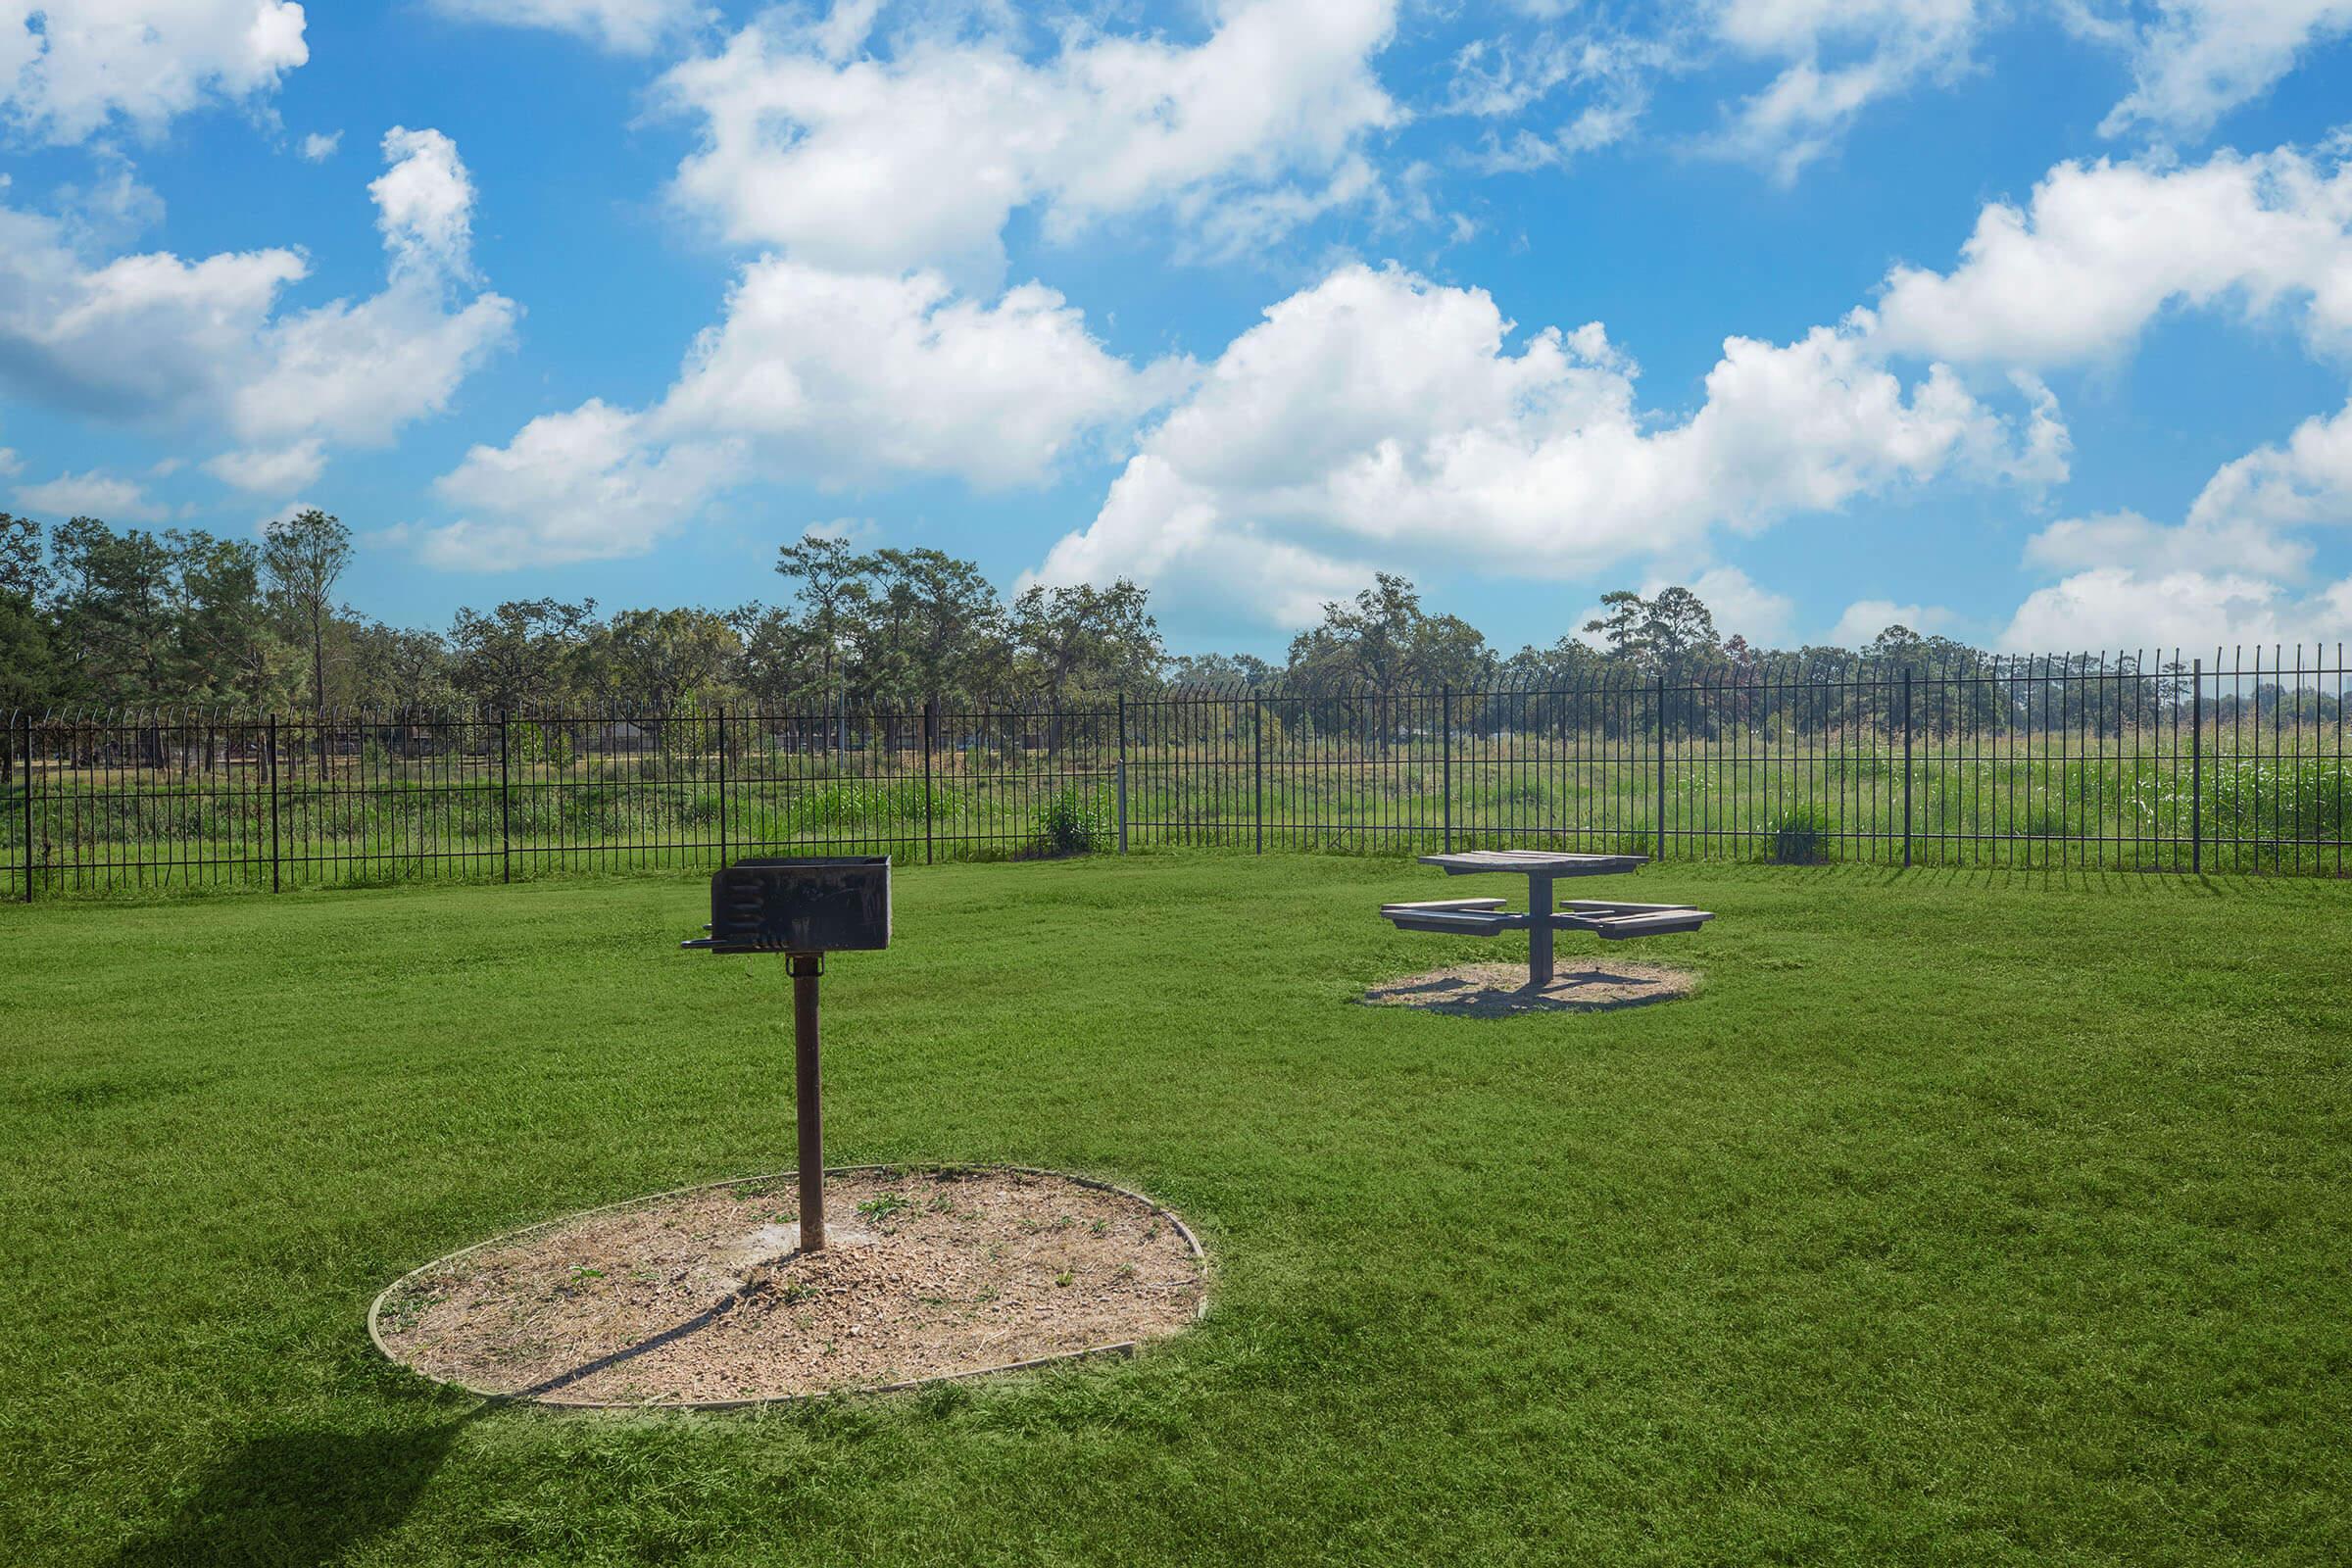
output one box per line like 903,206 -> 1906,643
1361,960 -> 1696,1015
373,1167 -> 1205,1406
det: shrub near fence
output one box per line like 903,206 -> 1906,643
6,647 -> 2348,897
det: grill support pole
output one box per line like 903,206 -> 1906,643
791,952 -> 825,1251
1527,871 -> 1554,988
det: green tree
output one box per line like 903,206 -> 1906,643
448,599 -> 598,712
347,619 -> 454,713
166,530 -> 278,709
1008,578 -> 1162,708
774,531 -> 867,708
1287,573 -> 1493,695
262,509 -> 353,739
1640,586 -> 1720,681
0,514 -> 53,729
583,608 -> 743,716
0,513 -> 52,605
728,602 -> 827,709
1008,577 -> 1162,751
49,515 -> 175,709
1582,590 -> 1647,664
1165,651 -> 1275,688
858,547 -> 1003,706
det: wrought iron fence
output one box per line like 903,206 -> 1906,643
6,646 -> 2347,898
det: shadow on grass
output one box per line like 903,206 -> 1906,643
108,1423 -> 464,1568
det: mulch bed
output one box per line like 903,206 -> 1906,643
1361,960 -> 1697,1016
372,1166 -> 1205,1407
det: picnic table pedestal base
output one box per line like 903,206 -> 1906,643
1528,873 -> 1554,987
1380,851 -> 1713,991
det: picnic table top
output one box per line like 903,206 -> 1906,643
1417,851 -> 1648,877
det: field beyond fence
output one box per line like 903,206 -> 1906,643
7,648 -> 2349,896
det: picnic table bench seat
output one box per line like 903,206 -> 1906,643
1379,899 -> 1716,940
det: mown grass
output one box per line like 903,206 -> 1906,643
3,856 -> 2348,1565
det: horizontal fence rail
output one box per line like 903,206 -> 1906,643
7,647 -> 2348,898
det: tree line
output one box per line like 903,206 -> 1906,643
0,509 -> 2328,727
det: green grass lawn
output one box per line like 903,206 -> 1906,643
4,856 -> 2347,1566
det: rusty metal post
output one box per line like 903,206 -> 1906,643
1527,871 -> 1554,988
791,952 -> 825,1250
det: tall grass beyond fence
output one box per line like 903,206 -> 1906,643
7,647 -> 2348,897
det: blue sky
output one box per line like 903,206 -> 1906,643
5,2 -> 2352,660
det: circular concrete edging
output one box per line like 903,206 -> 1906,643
368,1163 -> 1209,1411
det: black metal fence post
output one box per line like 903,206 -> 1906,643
1902,668 -> 1914,868
19,711 -> 31,903
499,710 -> 513,884
1253,692 -> 1264,855
1115,690 -> 1128,855
922,698 -> 935,866
2190,658 -> 2202,874
1441,684 -> 1453,853
1655,675 -> 1668,859
714,705 -> 728,867
267,713 -> 281,894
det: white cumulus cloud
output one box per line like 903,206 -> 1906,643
201,438 -> 324,493
2004,403 -> 2352,651
0,199 -> 308,419
1706,0 -> 1984,182
2001,564 -> 2352,651
227,127 -> 516,452
0,126 -> 514,488
426,400 -> 739,569
2,0 -> 309,144
428,0 -> 703,54
2023,508 -> 2314,578
1868,142 -> 2352,368
420,259 -> 1190,567
656,0 -> 1401,278
2185,394 -> 2352,531
1827,598 -> 1956,647
14,466 -> 167,521
1029,263 -> 2058,627
2081,0 -> 2352,140
369,126 -> 480,279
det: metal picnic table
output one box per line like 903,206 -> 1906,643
1379,850 -> 1714,988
